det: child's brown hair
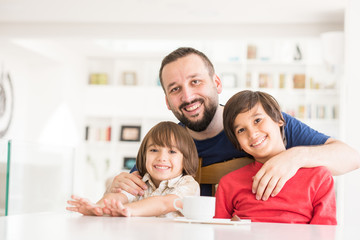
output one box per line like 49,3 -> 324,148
136,121 -> 198,177
223,90 -> 286,151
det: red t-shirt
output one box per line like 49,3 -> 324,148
215,161 -> 337,225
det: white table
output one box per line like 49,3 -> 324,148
0,212 -> 358,240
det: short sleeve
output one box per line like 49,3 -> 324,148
283,112 -> 330,148
167,175 -> 200,198
310,168 -> 337,225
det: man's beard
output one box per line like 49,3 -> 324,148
174,99 -> 217,132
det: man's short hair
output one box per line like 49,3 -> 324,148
159,47 -> 215,91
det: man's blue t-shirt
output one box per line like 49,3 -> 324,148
131,112 -> 330,196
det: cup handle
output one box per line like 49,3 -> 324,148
173,198 -> 184,215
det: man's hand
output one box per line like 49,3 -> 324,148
108,171 -> 147,196
66,195 -> 105,216
252,149 -> 301,201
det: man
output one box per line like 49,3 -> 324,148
109,47 -> 360,198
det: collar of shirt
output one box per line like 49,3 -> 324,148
142,173 -> 183,190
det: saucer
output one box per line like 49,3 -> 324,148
174,217 -> 251,225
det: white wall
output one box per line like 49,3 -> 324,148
0,23 -> 343,40
343,0 -> 360,226
0,40 -> 85,144
0,40 -> 87,212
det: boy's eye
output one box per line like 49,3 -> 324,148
169,150 -> 177,154
237,128 -> 245,134
149,148 -> 158,152
255,118 -> 262,124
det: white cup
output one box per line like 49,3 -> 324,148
173,196 -> 215,220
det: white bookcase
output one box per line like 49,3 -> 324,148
80,37 -> 342,200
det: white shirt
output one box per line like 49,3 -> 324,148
122,173 -> 200,218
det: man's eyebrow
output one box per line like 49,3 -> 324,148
166,82 -> 177,90
187,73 -> 200,79
166,73 -> 201,91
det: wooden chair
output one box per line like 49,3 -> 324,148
195,157 -> 254,196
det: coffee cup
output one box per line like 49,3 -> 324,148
173,196 -> 215,220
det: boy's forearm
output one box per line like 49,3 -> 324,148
125,195 -> 179,217
97,192 -> 128,205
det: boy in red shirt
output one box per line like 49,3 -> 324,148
215,90 -> 336,225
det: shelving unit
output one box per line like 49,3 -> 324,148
83,56 -> 176,199
80,38 -> 342,200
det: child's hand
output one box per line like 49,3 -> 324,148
66,195 -> 105,216
103,198 -> 131,217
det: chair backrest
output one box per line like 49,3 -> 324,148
195,157 -> 254,196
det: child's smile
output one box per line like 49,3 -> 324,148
153,164 -> 171,170
145,140 -> 184,187
233,103 -> 285,163
250,135 -> 267,148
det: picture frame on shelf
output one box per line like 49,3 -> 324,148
120,125 -> 141,142
121,71 -> 137,86
123,157 -> 136,170
220,73 -> 237,88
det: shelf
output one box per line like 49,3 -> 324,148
246,60 -> 309,66
84,85 -> 174,119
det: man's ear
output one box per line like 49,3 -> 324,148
214,74 -> 223,94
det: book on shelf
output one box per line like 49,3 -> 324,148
293,74 -> 306,89
332,105 -> 338,119
316,105 -> 326,119
89,73 -> 108,85
298,105 -> 305,119
246,72 -> 252,88
279,73 -> 286,89
258,73 -> 273,88
85,126 -> 111,142
247,44 -> 257,60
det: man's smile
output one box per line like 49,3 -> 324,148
184,102 -> 201,112
180,99 -> 204,116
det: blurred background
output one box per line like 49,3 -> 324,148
0,0 -> 359,225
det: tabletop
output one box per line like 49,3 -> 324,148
0,212 -> 358,240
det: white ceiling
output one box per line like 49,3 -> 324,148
0,0 -> 346,24
0,0 -> 346,59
